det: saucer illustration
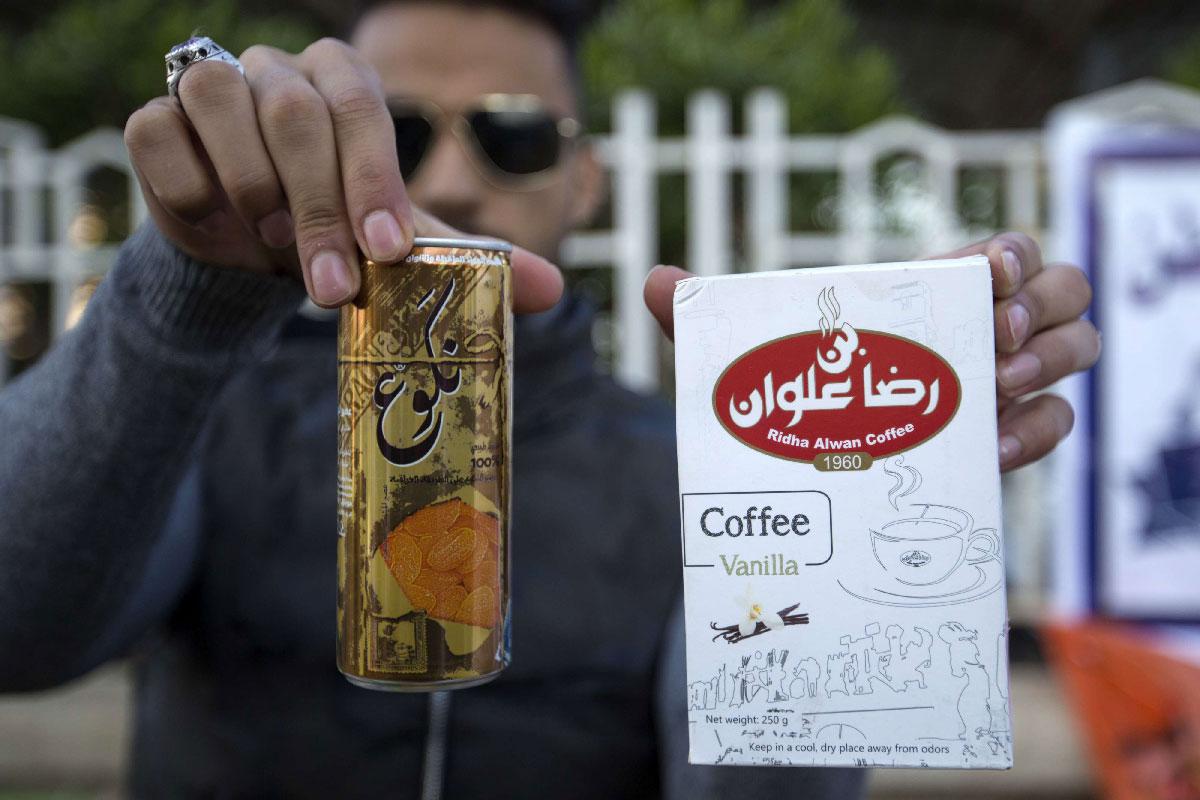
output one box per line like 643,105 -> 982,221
838,499 -> 1004,608
838,558 -> 1003,608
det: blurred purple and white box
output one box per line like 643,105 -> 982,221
1050,85 -> 1200,630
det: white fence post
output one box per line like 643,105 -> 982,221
0,119 -> 47,278
1005,140 -> 1041,233
0,117 -> 47,384
839,117 -> 962,263
838,129 -> 875,265
747,89 -> 787,272
51,150 -> 83,338
687,91 -> 733,277
51,129 -> 131,335
612,91 -> 659,393
925,125 -> 958,255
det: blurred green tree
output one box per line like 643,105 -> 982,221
582,0 -> 901,135
0,0 -> 318,145
1164,30 -> 1200,90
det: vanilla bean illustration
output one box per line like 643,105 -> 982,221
710,603 -> 810,644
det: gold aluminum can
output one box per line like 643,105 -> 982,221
337,237 -> 512,691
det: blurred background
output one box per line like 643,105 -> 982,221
3,0 -> 1200,798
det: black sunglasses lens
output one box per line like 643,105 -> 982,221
392,113 -> 434,180
468,110 -> 561,176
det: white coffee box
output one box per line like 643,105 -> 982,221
673,256 -> 1012,769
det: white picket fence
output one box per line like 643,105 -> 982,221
0,88 -> 1057,615
570,90 -> 1045,391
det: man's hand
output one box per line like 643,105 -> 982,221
643,232 -> 1100,473
124,38 -> 562,311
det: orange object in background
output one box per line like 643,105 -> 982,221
1044,623 -> 1200,800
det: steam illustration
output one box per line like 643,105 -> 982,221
817,286 -> 842,337
883,455 -> 923,510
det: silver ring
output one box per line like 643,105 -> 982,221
165,36 -> 244,98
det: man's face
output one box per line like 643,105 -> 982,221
353,3 -> 601,260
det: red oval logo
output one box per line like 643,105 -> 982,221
713,329 -> 960,462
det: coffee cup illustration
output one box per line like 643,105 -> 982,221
869,503 -> 999,587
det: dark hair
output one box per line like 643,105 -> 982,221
349,0 -> 597,64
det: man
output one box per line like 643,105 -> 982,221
0,1 -> 1096,797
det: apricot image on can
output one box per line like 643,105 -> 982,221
380,498 -> 502,629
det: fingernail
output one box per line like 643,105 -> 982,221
998,352 -> 1041,391
1006,303 -> 1030,346
998,435 -> 1022,467
363,210 -> 405,262
310,251 -> 355,305
257,209 -> 294,249
1002,249 -> 1021,289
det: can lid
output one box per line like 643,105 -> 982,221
411,236 -> 513,253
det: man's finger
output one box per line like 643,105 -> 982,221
132,166 -> 272,270
410,208 -> 562,314
644,264 -> 694,341
250,63 -> 360,308
929,231 -> 1044,299
176,59 -> 293,249
302,38 -> 415,264
997,393 -> 1075,472
994,264 -> 1093,354
124,98 -> 224,228
996,319 -> 1101,398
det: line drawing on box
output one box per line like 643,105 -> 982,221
714,745 -> 745,765
803,705 -> 934,716
816,285 -> 842,336
889,280 -> 936,345
916,622 -> 1012,762
688,620 -> 1011,765
786,656 -> 823,700
688,622 -> 936,711
991,630 -> 1011,737
814,723 -> 868,747
824,622 -> 932,698
951,316 -> 990,372
687,649 -> 803,709
824,651 -> 852,698
885,455 -> 923,511
838,458 -> 1003,608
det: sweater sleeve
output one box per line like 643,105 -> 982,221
0,224 -> 306,691
654,595 -> 870,799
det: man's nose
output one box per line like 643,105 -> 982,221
408,129 -> 485,224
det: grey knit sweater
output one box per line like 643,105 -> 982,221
0,225 -> 305,689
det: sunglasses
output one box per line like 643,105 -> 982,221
388,94 -> 582,190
